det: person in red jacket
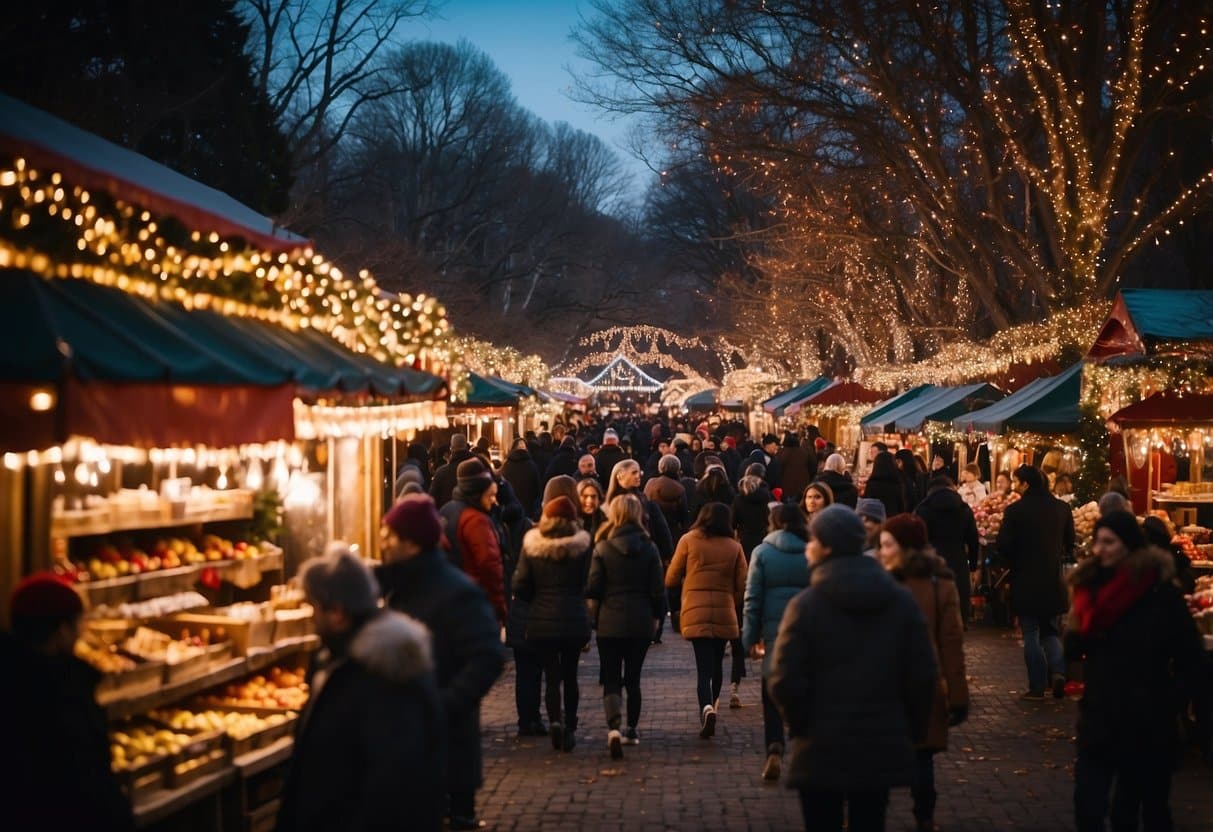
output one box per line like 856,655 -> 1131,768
440,458 -> 508,623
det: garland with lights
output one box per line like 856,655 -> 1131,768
562,326 -> 727,384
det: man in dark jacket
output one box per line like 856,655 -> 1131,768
775,433 -> 816,504
769,505 -> 937,831
915,475 -> 981,622
279,548 -> 446,832
431,433 -> 475,506
2,574 -> 135,832
378,495 -> 507,831
501,439 -> 542,520
815,453 -> 859,508
545,436 -> 580,483
596,428 -> 629,487
997,464 -> 1075,699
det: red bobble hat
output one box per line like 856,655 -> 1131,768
383,493 -> 443,550
10,572 -> 85,619
814,438 -> 828,451
543,496 -> 579,521
882,513 -> 929,551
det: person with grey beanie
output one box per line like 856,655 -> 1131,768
769,504 -> 937,831
855,498 -> 887,558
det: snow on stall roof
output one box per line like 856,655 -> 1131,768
0,93 -> 307,251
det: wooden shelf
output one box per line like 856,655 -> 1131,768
133,765 -> 235,828
53,504 -> 254,539
233,735 -> 294,777
1154,493 -> 1213,505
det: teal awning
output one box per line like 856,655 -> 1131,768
891,383 -> 1005,434
762,376 -> 830,417
859,384 -> 935,433
463,373 -> 545,407
952,364 -> 1082,435
685,389 -> 719,409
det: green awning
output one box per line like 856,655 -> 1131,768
762,377 -> 831,417
684,389 -> 719,408
859,384 -> 935,432
463,373 -> 543,406
953,364 -> 1082,435
891,383 -> 1005,433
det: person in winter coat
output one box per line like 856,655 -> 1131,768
644,454 -> 692,544
502,438 -> 543,520
606,459 -> 674,563
769,505 -> 938,832
666,502 -> 748,739
1065,511 -> 1202,832
512,496 -> 593,752
741,504 -> 812,782
2,574 -> 135,832
856,497 -> 888,558
815,453 -> 859,508
879,515 -> 970,832
545,436 -> 580,483
801,480 -> 834,527
378,495 -> 507,831
775,433 -> 817,504
1142,515 -> 1197,595
576,477 -> 608,540
585,494 -> 666,759
996,464 -> 1075,699
690,464 -> 736,519
279,547 -> 446,832
895,448 -> 927,512
732,470 -> 774,558
596,429 -> 629,488
864,451 -> 907,519
440,458 -> 508,624
430,433 -> 476,507
915,476 -> 981,623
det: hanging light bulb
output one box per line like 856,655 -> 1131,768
216,466 -> 228,490
272,454 -> 290,494
245,458 -> 264,491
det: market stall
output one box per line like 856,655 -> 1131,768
784,380 -> 885,453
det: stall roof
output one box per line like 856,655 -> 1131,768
762,376 -> 831,416
684,388 -> 719,409
859,384 -> 935,432
462,373 -> 546,407
1087,289 -> 1213,364
952,364 -> 1082,435
1109,391 -> 1213,428
785,380 -> 885,417
892,383 -> 1004,433
0,93 -> 307,252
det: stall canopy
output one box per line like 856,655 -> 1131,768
859,384 -> 934,435
952,363 -> 1083,435
862,383 -> 1004,436
0,271 -> 446,451
762,376 -> 831,417
784,380 -> 885,417
1108,391 -> 1213,429
684,389 -> 719,409
0,93 -> 306,252
1087,288 -> 1213,364
463,373 -> 546,407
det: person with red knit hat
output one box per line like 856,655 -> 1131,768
2,573 -> 135,831
878,515 -> 969,832
512,496 -> 594,752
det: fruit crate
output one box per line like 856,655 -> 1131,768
135,565 -> 203,600
157,612 -> 275,656
114,751 -> 170,801
167,747 -> 229,789
226,712 -> 297,757
272,606 -> 314,642
96,657 -> 165,704
246,799 -> 281,832
81,575 -> 139,607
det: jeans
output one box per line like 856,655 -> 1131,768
760,678 -> 785,748
690,637 -> 727,710
513,646 -> 543,728
729,636 -> 747,684
911,749 -> 937,823
597,636 -> 650,729
1075,748 -> 1175,832
798,787 -> 889,832
1020,614 -> 1065,692
532,639 -> 583,730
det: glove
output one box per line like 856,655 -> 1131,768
947,706 -> 969,727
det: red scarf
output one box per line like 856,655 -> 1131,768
1071,566 -> 1156,637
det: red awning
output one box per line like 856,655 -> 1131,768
800,381 -> 885,406
1108,391 -> 1213,428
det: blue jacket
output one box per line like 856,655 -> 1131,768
742,529 -> 810,676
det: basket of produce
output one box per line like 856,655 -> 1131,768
167,747 -> 229,788
273,605 -> 315,641
77,638 -> 164,703
972,491 -> 1020,546
156,608 -> 273,656
109,724 -> 193,799
153,706 -> 297,757
196,665 -> 310,713
123,626 -> 218,685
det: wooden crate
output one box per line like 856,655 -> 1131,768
167,747 -> 229,788
153,613 -> 274,656
114,752 -> 170,801
95,659 -> 165,704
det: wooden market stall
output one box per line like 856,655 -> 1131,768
784,380 -> 885,454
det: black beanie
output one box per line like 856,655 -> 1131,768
1094,510 -> 1146,552
456,458 -> 493,497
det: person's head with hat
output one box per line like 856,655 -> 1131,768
603,428 -> 620,446
1092,510 -> 1147,570
456,457 -> 497,512
854,498 -> 887,553
535,495 -> 588,544
807,504 -> 868,565
300,543 -> 385,649
762,434 -> 780,456
9,572 -> 86,654
878,513 -> 930,571
381,493 -> 445,562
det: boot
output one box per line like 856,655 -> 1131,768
549,721 -> 564,752
762,742 -> 783,781
604,694 -> 623,731
700,704 -> 716,739
607,729 -> 623,760
729,682 -> 742,709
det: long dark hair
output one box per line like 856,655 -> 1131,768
769,503 -> 809,540
869,451 -> 900,481
691,502 -> 734,537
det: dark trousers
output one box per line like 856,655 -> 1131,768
512,646 -> 543,728
532,640 -> 583,730
449,790 -> 475,821
1075,748 -> 1175,832
730,636 -> 747,684
690,637 -> 727,710
760,677 -> 785,748
912,749 -> 937,823
597,636 -> 650,728
798,787 -> 889,832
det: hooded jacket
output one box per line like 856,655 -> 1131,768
732,479 -> 774,558
501,448 -> 542,520
429,448 -> 475,507
768,554 -> 937,791
1064,545 -> 1202,756
644,474 -> 691,544
915,484 -> 981,616
513,526 -> 593,643
585,522 -> 665,639
666,528 -> 747,639
443,490 -> 507,623
277,612 -> 446,832
996,486 -> 1074,617
890,549 -> 970,751
545,443 -> 580,482
815,470 -> 858,508
742,529 -> 810,676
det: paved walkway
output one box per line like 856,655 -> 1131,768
476,627 -> 1212,831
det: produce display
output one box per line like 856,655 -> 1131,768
1071,501 -> 1100,542
110,726 -> 193,770
198,665 -> 309,710
66,536 -> 269,582
1187,575 -> 1213,634
76,638 -> 138,673
150,707 -> 294,741
93,591 -> 210,621
972,491 -> 1020,546
123,626 -> 212,665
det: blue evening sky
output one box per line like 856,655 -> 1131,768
416,0 -> 652,202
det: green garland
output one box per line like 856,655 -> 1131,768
1072,403 -> 1110,504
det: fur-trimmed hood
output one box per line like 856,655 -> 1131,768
892,546 -> 954,581
522,527 -> 591,560
348,610 -> 433,685
1069,544 -> 1176,588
